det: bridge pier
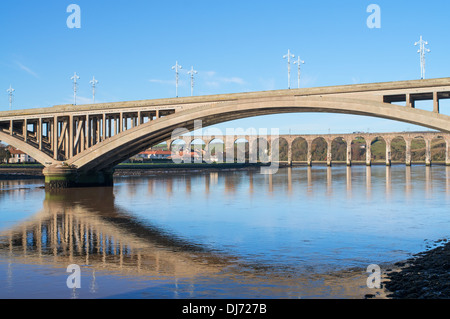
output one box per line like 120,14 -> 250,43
43,165 -> 114,190
425,140 -> 432,167
366,141 -> 372,166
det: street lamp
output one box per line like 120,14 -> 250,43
172,61 -> 183,97
283,49 -> 295,89
415,36 -> 430,79
187,66 -> 198,97
90,76 -> 99,104
71,72 -> 80,105
7,85 -> 15,110
293,56 -> 305,89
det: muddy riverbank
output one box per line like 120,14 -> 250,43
383,239 -> 450,299
0,163 -> 267,180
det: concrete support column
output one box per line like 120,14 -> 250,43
10,120 -> 13,136
114,117 -> 118,136
386,139 -> 392,166
49,121 -> 53,152
43,166 -> 114,190
425,139 -> 432,166
91,116 -> 95,147
38,118 -> 43,151
248,137 -> 257,164
433,92 -> 440,114
203,141 -> 210,163
405,139 -> 412,166
80,118 -> 86,152
366,139 -> 372,166
183,137 -> 193,163
225,137 -> 235,164
53,116 -> 58,160
123,115 -> 128,131
287,142 -> 293,166
306,141 -> 312,166
445,140 -> 450,166
102,113 -> 106,141
326,140 -> 332,167
96,117 -> 101,144
406,93 -> 415,108
69,115 -> 74,159
346,139 -> 352,167
85,116 -> 90,148
108,117 -> 112,138
23,119 -> 28,142
64,119 -> 69,160
119,112 -> 123,133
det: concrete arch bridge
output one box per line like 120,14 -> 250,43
0,78 -> 449,188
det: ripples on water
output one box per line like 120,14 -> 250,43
0,165 -> 449,299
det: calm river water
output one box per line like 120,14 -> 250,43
0,165 -> 449,299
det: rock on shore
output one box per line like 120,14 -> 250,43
384,239 -> 450,299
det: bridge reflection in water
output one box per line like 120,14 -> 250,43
0,188 -> 236,280
0,166 -> 449,298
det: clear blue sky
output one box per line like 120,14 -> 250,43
1,0 -> 449,134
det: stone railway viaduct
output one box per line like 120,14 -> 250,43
166,131 -> 450,167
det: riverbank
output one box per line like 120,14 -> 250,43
0,163 -> 268,180
114,163 -> 267,176
0,165 -> 44,180
1,161 -> 445,181
383,239 -> 450,299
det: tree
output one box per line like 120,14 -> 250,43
0,143 -> 11,163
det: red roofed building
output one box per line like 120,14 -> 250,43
138,150 -> 172,160
7,146 -> 37,164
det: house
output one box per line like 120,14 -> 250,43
7,146 -> 37,164
138,150 -> 172,160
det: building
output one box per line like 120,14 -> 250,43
8,147 -> 37,164
138,150 -> 172,160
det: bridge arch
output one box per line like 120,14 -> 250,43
310,137 -> 328,163
411,136 -> 427,163
59,96 -> 450,171
271,136 -> 289,162
291,137 -> 308,162
391,136 -> 407,163
370,136 -> 387,163
0,131 -> 54,165
331,137 -> 347,162
430,135 -> 446,163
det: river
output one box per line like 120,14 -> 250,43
0,165 -> 449,299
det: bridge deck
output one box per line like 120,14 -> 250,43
1,78 -> 450,118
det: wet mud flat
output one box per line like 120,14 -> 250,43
383,239 -> 450,299
114,163 -> 265,176
0,164 -> 267,180
0,167 -> 44,180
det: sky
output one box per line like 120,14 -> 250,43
1,0 -> 449,135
